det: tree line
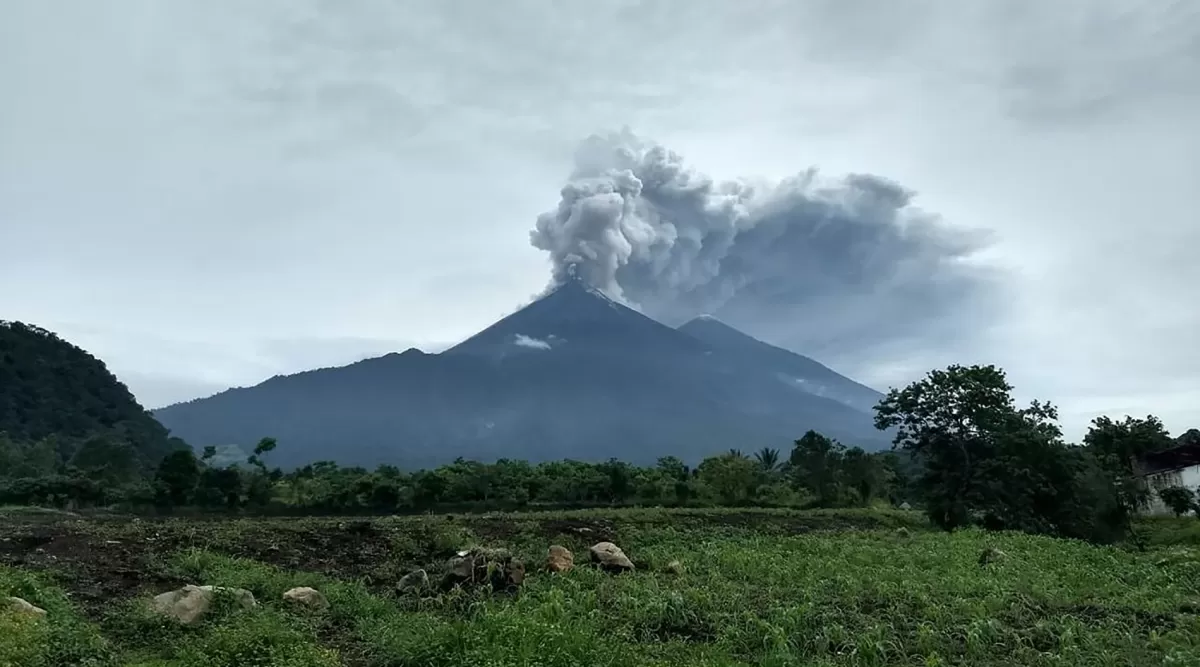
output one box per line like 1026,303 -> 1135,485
0,429 -> 918,514
3,363 -> 1197,544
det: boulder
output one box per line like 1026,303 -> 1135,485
441,547 -> 525,591
664,560 -> 684,575
150,585 -> 256,625
397,569 -> 430,594
546,545 -> 574,573
282,586 -> 328,609
589,542 -> 634,573
5,596 -> 46,618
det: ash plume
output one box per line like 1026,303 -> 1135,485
530,129 -> 997,359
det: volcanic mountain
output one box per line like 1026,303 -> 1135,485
154,278 -> 888,468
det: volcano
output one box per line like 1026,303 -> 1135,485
154,277 -> 888,468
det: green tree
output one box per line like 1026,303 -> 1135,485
68,434 -> 140,485
788,430 -> 845,506
1084,415 -> 1175,542
754,447 -> 781,473
697,452 -> 760,505
841,447 -> 885,506
246,437 -> 278,473
1157,486 -> 1196,517
155,449 -> 201,506
873,364 -> 1070,532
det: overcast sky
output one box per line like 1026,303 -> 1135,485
2,0 -> 1197,441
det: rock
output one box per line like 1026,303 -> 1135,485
664,560 -> 684,575
397,569 -> 430,594
589,542 -> 634,573
896,527 -> 911,538
150,585 -> 256,625
5,597 -> 46,618
899,502 -> 912,510
441,547 -> 525,591
546,545 -> 574,573
507,559 -> 527,586
282,586 -> 327,609
978,547 -> 1007,566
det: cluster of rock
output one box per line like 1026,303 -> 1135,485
147,584 -> 328,625
5,540 -> 661,625
393,541 -> 640,596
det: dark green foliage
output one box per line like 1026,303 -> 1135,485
1158,486 -> 1197,517
0,321 -> 184,471
788,430 -> 847,506
754,447 -> 781,471
874,364 -> 1133,542
696,452 -> 760,505
155,449 -> 202,506
1084,415 -> 1176,526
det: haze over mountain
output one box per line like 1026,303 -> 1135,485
154,277 -> 887,469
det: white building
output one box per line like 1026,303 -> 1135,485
1140,441 -> 1200,515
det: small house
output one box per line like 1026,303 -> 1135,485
1139,436 -> 1200,515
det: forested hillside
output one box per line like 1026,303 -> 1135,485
0,321 -> 185,479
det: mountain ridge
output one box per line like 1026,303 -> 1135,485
154,280 -> 889,468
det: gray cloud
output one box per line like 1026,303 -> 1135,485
532,130 -> 997,359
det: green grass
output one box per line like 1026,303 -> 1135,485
3,509 -> 1200,666
0,566 -> 114,666
1138,515 -> 1200,549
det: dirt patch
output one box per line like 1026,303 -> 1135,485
0,518 -> 408,614
1,525 -> 188,613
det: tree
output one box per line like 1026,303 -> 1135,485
841,447 -> 885,506
788,430 -> 845,506
155,449 -> 201,507
68,434 -> 141,485
874,364 -> 1072,533
697,453 -> 760,505
1157,486 -> 1196,517
247,437 -> 277,473
754,447 -> 781,473
1084,415 -> 1175,543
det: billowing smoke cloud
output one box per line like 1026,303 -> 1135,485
530,129 -> 998,360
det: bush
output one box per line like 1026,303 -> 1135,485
1158,486 -> 1197,517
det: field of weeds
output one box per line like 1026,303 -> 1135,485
2,507 -> 1200,666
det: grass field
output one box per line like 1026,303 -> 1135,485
2,508 -> 1199,666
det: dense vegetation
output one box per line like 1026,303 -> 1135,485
0,321 -> 185,476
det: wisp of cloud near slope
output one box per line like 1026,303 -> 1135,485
530,129 -> 999,359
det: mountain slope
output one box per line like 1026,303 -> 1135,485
677,315 -> 884,413
0,320 -> 183,465
155,280 -> 889,468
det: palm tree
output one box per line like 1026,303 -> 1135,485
727,448 -> 748,459
754,447 -> 781,472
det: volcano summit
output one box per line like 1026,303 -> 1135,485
154,278 -> 888,469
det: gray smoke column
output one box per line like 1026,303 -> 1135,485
530,129 -> 997,358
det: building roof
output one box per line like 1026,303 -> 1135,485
1141,439 -> 1200,476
